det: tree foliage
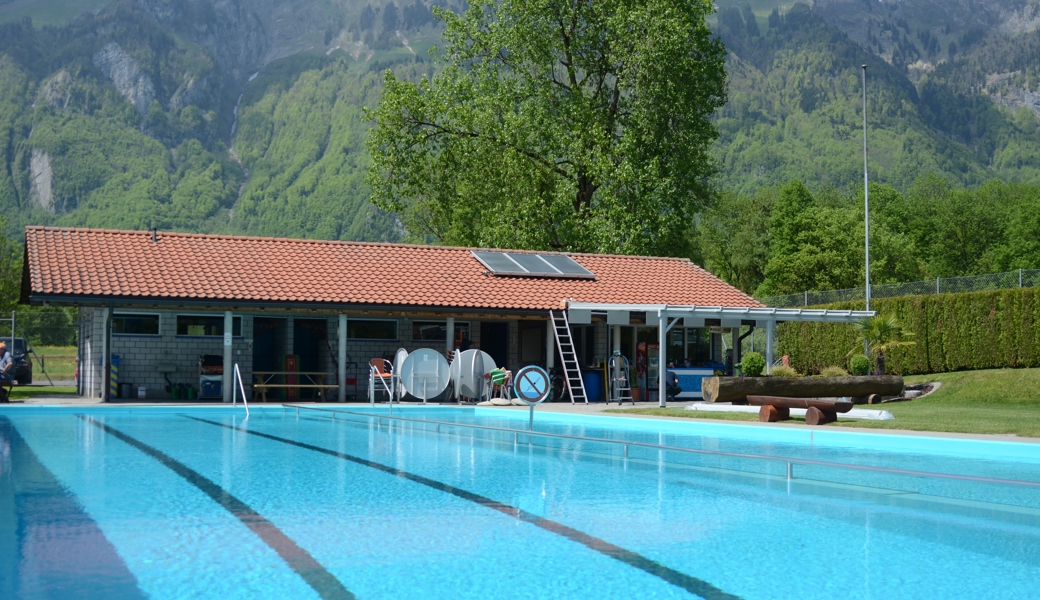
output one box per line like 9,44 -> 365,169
368,0 -> 727,255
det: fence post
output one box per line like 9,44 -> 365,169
804,291 -> 808,306
936,277 -> 940,295
1020,268 -> 1024,288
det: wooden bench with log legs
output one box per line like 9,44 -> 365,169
747,395 -> 854,425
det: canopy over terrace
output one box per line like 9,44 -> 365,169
565,302 -> 874,407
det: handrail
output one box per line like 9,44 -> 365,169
232,363 -> 249,416
282,404 -> 1040,489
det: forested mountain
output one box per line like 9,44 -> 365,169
1,0 -> 1040,250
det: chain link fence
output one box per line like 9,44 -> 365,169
758,269 -> 1040,308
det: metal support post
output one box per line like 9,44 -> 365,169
338,315 -> 347,401
658,310 -> 667,408
765,320 -> 775,374
446,317 -> 454,357
222,311 -> 233,403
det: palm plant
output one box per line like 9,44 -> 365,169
852,314 -> 916,375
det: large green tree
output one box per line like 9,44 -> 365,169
367,0 -> 727,255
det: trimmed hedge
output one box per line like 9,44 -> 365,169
776,287 -> 1040,376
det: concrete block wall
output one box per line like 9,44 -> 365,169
108,310 -> 252,399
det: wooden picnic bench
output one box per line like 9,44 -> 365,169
747,395 -> 854,425
251,371 -> 337,402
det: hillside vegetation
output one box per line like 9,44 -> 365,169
0,0 -> 1039,269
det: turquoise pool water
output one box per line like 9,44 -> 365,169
2,405 -> 1039,599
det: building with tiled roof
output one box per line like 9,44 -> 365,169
23,227 -> 867,403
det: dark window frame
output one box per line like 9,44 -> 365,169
112,313 -> 161,336
175,315 -> 243,337
347,319 -> 398,341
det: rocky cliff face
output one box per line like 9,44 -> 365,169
29,149 -> 54,214
92,42 -> 156,114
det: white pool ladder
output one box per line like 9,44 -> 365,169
232,363 -> 250,416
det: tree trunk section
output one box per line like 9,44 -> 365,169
701,375 -> 903,404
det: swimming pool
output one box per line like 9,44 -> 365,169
2,405 -> 1039,599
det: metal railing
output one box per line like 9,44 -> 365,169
232,364 -> 249,416
282,404 -> 1040,489
759,268 -> 1040,308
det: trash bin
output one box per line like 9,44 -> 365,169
119,383 -> 132,399
582,371 -> 603,402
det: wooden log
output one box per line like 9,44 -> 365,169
747,396 -> 853,413
758,405 -> 790,422
804,406 -> 837,425
701,375 -> 903,404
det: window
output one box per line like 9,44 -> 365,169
113,313 -> 160,335
176,315 -> 242,337
347,319 -> 397,340
411,321 -> 470,343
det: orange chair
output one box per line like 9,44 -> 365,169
369,358 -> 394,403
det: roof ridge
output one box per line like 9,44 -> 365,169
24,226 -> 696,262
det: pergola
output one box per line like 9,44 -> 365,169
565,302 -> 874,407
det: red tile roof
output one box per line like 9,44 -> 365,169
23,227 -> 762,311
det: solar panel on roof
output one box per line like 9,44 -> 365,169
539,254 -> 594,277
471,251 -> 594,279
472,251 -> 526,275
509,253 -> 558,274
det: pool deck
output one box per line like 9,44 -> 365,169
5,394 -> 1039,443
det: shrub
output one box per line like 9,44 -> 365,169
849,354 -> 871,376
741,352 -> 766,377
775,287 -> 1040,376
769,365 -> 800,377
819,365 -> 849,377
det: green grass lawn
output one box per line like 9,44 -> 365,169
8,385 -> 78,401
31,346 -> 77,380
605,367 -> 1040,438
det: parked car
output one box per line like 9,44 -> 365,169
4,337 -> 32,385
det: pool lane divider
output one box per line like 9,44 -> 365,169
187,416 -> 741,600
79,416 -> 356,600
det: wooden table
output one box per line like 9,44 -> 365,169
251,371 -> 337,402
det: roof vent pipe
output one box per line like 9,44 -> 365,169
151,228 -> 157,243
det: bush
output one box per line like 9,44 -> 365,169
769,365 -> 800,377
741,352 -> 765,377
775,287 -> 1040,376
819,365 -> 849,377
849,354 -> 871,376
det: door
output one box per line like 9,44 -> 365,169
480,322 -> 508,370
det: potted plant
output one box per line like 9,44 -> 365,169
630,367 -> 641,401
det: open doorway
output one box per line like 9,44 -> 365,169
480,322 -> 508,369
253,317 -> 287,399
294,318 -> 329,400
518,321 -> 546,367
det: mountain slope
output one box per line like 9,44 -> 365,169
713,2 -> 1040,193
1,0 -> 1039,244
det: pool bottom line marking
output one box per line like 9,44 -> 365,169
79,416 -> 355,600
187,416 -> 740,600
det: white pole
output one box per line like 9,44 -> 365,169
223,311 -> 233,403
862,64 -> 871,314
765,320 -> 775,374
658,311 -> 667,408
545,319 -> 555,370
338,314 -> 347,401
